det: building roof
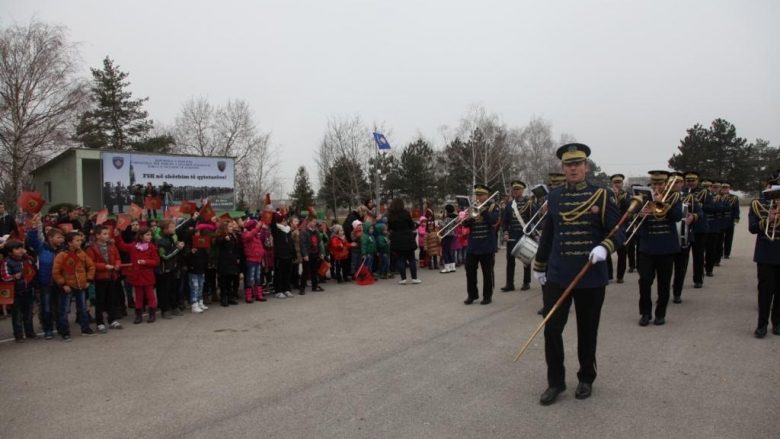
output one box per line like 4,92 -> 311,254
31,147 -> 236,175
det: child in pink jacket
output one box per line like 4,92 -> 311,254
241,219 -> 266,303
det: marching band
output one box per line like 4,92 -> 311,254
454,142 -> 770,406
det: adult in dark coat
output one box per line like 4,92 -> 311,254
271,212 -> 294,294
0,202 -> 18,237
387,198 -> 419,283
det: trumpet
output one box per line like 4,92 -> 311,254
625,176 -> 681,243
437,191 -> 499,238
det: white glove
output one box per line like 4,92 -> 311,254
533,270 -> 547,286
589,245 -> 608,264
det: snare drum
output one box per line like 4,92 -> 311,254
511,235 -> 538,266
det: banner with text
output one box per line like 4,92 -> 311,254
100,152 -> 235,213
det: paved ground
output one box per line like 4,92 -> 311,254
1,207 -> 777,439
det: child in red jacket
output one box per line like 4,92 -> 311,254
86,225 -> 124,332
241,219 -> 266,303
115,227 -> 160,323
329,225 -> 350,283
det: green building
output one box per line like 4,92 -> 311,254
31,148 -> 103,210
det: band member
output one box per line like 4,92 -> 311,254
747,173 -> 780,338
548,173 -> 565,190
720,182 -> 740,260
684,172 -> 710,288
672,172 -> 702,303
606,174 -> 630,283
533,143 -> 624,405
463,184 -> 500,305
626,183 -> 643,273
501,180 -> 532,292
703,179 -> 724,276
636,171 -> 682,326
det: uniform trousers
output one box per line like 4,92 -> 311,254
756,263 -> 780,328
723,226 -> 735,258
672,246 -> 690,298
465,252 -> 494,301
543,282 -> 605,388
504,241 -> 530,288
626,237 -> 638,270
691,232 -> 707,284
638,252 -> 674,318
606,247 -> 627,280
705,232 -> 721,274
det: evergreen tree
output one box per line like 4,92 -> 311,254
289,166 -> 315,215
398,138 -> 437,210
75,56 -> 153,150
668,119 -> 750,190
441,137 -> 473,196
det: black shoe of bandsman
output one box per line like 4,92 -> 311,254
774,324 -> 780,336
539,386 -> 566,406
673,296 -> 682,304
654,316 -> 666,326
464,298 -> 477,305
500,286 -> 514,292
520,283 -> 530,291
694,283 -> 703,289
480,299 -> 491,305
616,278 -> 624,284
639,315 -> 651,326
755,326 -> 767,338
574,382 -> 592,400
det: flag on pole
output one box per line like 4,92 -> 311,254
373,132 -> 391,151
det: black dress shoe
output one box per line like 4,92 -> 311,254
500,286 -> 515,292
705,272 -> 713,277
773,324 -> 780,336
639,315 -> 651,326
616,278 -> 624,284
539,386 -> 565,406
673,296 -> 682,304
537,307 -> 545,316
755,326 -> 767,338
520,283 -> 530,291
574,382 -> 592,400
654,316 -> 666,326
724,255 -> 730,259
480,299 -> 492,305
464,298 -> 477,305
694,283 -> 703,288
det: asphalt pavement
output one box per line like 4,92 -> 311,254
0,207 -> 777,439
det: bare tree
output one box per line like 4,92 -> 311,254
0,21 -> 87,207
316,115 -> 374,211
518,116 -> 560,185
441,105 -> 520,194
173,97 -> 274,208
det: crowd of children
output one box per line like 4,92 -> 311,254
1,201 -> 473,343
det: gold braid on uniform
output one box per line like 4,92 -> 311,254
559,188 -> 607,222
653,191 -> 681,219
683,193 -> 698,222
752,198 -> 768,230
517,200 -> 532,214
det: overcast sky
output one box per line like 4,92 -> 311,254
3,0 -> 778,192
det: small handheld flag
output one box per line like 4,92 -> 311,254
373,132 -> 391,151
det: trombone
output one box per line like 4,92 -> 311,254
437,191 -> 500,238
761,186 -> 780,240
625,176 -> 681,243
521,184 -> 550,237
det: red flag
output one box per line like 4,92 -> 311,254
164,206 -> 181,219
0,282 -> 14,305
17,191 -> 45,214
192,233 -> 212,249
116,214 -> 131,231
179,200 -> 197,215
22,261 -> 36,283
129,203 -> 143,220
200,203 -> 215,222
354,259 -> 375,286
261,210 -> 274,225
318,260 -> 331,277
144,196 -> 161,210
96,208 -> 109,225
